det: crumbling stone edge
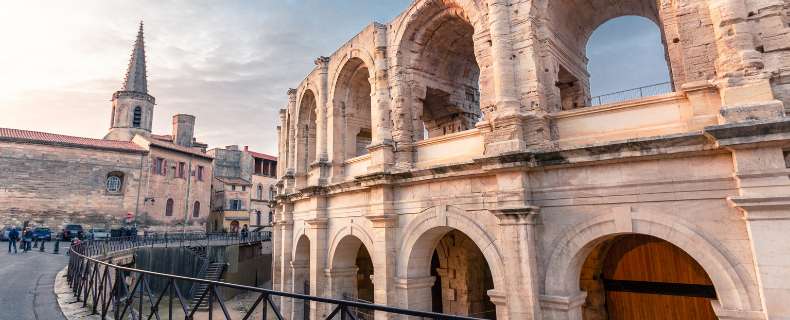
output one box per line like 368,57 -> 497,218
54,266 -> 103,320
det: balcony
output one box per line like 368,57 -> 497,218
550,83 -> 720,148
415,129 -> 484,168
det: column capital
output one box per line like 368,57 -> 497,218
366,214 -> 398,228
287,88 -> 297,98
728,196 -> 790,220
539,292 -> 587,312
395,276 -> 435,289
491,206 -> 541,225
487,289 -> 508,307
305,217 -> 329,229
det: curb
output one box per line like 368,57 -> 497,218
54,267 -> 103,320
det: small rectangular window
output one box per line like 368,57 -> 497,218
242,186 -> 246,191
178,162 -> 186,178
197,166 -> 204,181
784,150 -> 790,168
231,185 -> 236,191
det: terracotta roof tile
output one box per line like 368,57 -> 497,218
247,150 -> 277,161
141,135 -> 213,159
0,128 -> 146,153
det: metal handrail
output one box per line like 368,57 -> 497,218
66,233 -> 483,320
590,81 -> 673,106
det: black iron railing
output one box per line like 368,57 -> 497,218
590,82 -> 673,106
66,232 -> 484,320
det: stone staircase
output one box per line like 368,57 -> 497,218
190,262 -> 227,310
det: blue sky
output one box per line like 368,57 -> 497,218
0,2 -> 668,155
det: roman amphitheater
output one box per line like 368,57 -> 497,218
272,0 -> 790,319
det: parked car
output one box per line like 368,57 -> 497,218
61,224 -> 84,241
88,228 -> 111,240
33,227 -> 52,241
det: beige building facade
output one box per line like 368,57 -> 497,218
0,23 -> 213,230
273,1 -> 790,319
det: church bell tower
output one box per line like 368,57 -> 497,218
105,22 -> 155,141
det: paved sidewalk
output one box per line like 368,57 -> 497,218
0,241 -> 69,320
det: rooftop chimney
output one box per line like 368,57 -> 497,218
172,114 -> 195,147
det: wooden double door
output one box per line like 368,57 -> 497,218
600,235 -> 717,320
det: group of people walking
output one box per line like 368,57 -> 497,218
6,226 -> 39,254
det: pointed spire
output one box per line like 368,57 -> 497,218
121,21 -> 148,93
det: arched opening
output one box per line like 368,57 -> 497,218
192,201 -> 200,218
408,3 -> 480,140
544,0 -> 677,110
296,90 -> 318,174
406,227 -> 496,319
257,184 -> 263,200
586,16 -> 672,105
580,234 -> 717,320
106,172 -> 124,193
230,220 -> 239,232
292,235 -> 311,320
328,235 -> 375,306
132,106 -> 142,128
333,57 -> 372,160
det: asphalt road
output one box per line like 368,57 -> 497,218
0,241 -> 69,320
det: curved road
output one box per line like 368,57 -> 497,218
0,241 -> 68,320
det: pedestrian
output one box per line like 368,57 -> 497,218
22,228 -> 33,252
240,224 -> 249,241
7,226 -> 19,253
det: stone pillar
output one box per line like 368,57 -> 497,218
324,267 -> 359,299
491,206 -> 542,320
367,209 -> 398,320
395,276 -> 436,313
368,23 -> 395,173
275,201 -> 294,313
707,0 -> 785,123
290,261 -> 309,320
309,57 -> 332,187
477,1 -> 539,155
287,89 -> 298,172
315,56 -> 330,162
277,109 -> 287,178
538,292 -> 587,320
389,77 -> 417,170
306,214 -> 329,319
728,145 -> 790,319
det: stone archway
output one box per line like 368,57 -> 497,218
295,89 -> 318,175
397,205 -> 505,319
542,211 -> 762,319
326,234 -> 375,305
292,234 -> 311,320
580,234 -> 717,319
331,57 -> 373,161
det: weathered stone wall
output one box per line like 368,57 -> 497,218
273,0 -> 790,319
137,146 -> 212,226
0,141 -> 145,228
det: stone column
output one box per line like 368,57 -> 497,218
324,267 -> 359,299
315,56 -> 330,162
277,109 -> 287,178
276,201 -> 294,313
366,207 -> 398,320
727,145 -> 790,319
310,57 -> 332,186
306,201 -> 329,320
491,206 -> 542,320
368,23 -> 395,173
290,261 -> 309,320
285,89 -> 298,192
395,276 -> 436,313
707,0 -> 784,123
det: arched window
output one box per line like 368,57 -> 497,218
257,185 -> 263,200
586,16 -> 672,106
106,173 -> 123,193
165,198 -> 174,216
132,106 -> 142,128
193,201 -> 200,218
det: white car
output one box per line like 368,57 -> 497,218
89,228 -> 111,240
